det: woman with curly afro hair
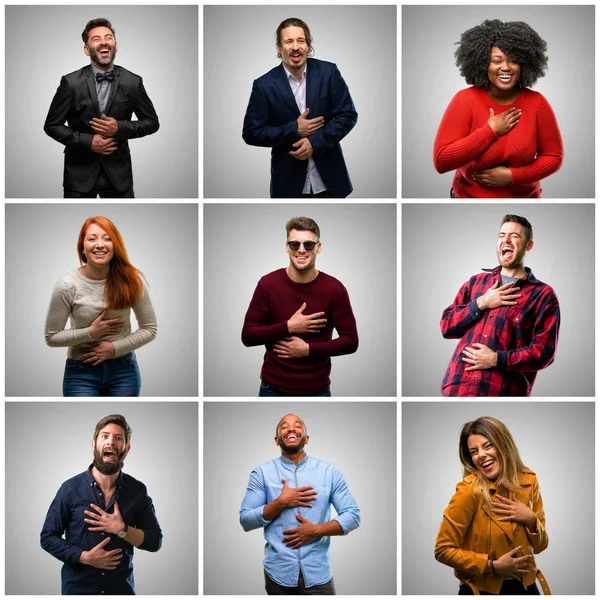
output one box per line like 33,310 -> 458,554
433,20 -> 563,198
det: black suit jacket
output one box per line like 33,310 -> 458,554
243,59 -> 357,198
44,65 -> 159,192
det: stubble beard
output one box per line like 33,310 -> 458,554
278,433 -> 307,454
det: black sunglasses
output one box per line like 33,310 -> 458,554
287,240 -> 318,251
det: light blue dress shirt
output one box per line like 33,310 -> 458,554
240,454 -> 360,588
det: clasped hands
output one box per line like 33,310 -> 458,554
278,478 -> 319,549
90,114 -> 119,155
273,302 -> 327,359
79,501 -> 126,570
290,108 -> 323,160
82,311 -> 120,365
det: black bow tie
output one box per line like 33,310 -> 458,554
95,72 -> 115,83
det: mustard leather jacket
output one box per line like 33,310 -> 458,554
435,469 -> 550,594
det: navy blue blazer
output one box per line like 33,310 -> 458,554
243,59 -> 357,198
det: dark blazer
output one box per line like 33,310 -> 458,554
44,65 -> 159,193
243,59 -> 357,198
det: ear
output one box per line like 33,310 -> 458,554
305,435 -> 310,445
274,435 -> 280,447
526,239 -> 534,252
84,44 -> 90,57
316,242 -> 322,254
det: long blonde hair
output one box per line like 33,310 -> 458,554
459,417 -> 528,506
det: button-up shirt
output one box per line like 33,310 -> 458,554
441,266 -> 560,396
41,466 -> 162,595
240,455 -> 360,588
91,66 -> 114,116
283,63 -> 327,194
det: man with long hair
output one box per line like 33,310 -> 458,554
41,415 -> 162,593
243,18 -> 357,198
44,18 -> 159,197
240,414 -> 360,594
242,216 -> 359,396
440,214 -> 560,396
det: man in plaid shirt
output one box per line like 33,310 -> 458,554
440,215 -> 560,396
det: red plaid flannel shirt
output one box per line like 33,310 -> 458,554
441,266 -> 560,396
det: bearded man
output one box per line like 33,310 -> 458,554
44,18 -> 159,197
41,414 -> 162,594
240,414 -> 360,595
440,214 -> 560,396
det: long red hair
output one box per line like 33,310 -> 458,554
78,216 -> 143,310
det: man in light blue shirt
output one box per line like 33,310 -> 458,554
240,414 -> 360,594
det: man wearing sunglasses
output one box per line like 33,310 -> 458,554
242,216 -> 358,396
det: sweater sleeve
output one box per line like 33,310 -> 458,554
434,90 -> 499,173
111,280 -> 158,357
434,480 -> 489,576
45,278 -> 93,347
509,94 -> 563,185
307,284 -> 358,358
241,280 -> 290,346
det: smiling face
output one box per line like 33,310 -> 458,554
277,25 -> 310,75
275,414 -> 309,454
82,223 -> 114,268
488,46 -> 521,95
92,423 -> 130,475
468,433 -> 501,480
496,221 -> 533,269
286,229 -> 320,273
84,26 -> 118,69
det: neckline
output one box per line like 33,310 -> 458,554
482,86 -> 523,107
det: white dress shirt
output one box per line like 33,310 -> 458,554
283,63 -> 327,195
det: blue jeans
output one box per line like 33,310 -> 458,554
63,352 -> 141,397
258,380 -> 332,397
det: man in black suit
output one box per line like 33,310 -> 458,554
44,18 -> 159,198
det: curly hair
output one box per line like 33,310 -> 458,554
455,19 -> 548,88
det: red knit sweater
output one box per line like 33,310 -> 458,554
433,86 -> 563,198
241,268 -> 358,394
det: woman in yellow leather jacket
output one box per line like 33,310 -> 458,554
435,417 -> 550,595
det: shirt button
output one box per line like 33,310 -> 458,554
515,317 -> 519,321
102,532 -> 105,536
102,572 -> 105,576
484,334 -> 488,338
474,374 -> 479,378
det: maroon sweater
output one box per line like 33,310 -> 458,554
242,268 -> 359,394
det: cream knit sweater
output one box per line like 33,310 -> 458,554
45,269 -> 158,360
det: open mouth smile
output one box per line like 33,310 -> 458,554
480,458 -> 496,472
285,433 -> 300,443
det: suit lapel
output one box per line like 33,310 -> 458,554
85,66 -> 102,117
305,59 -> 319,114
104,68 -> 121,115
273,64 -> 301,116
483,493 -> 515,543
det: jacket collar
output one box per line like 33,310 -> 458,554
482,265 -> 540,284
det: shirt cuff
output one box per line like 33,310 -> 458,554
468,299 -> 482,320
68,546 -> 87,568
243,506 -> 272,529
496,350 -> 508,371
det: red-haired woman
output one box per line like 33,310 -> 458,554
45,216 -> 157,396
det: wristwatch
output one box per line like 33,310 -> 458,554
117,524 -> 129,539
